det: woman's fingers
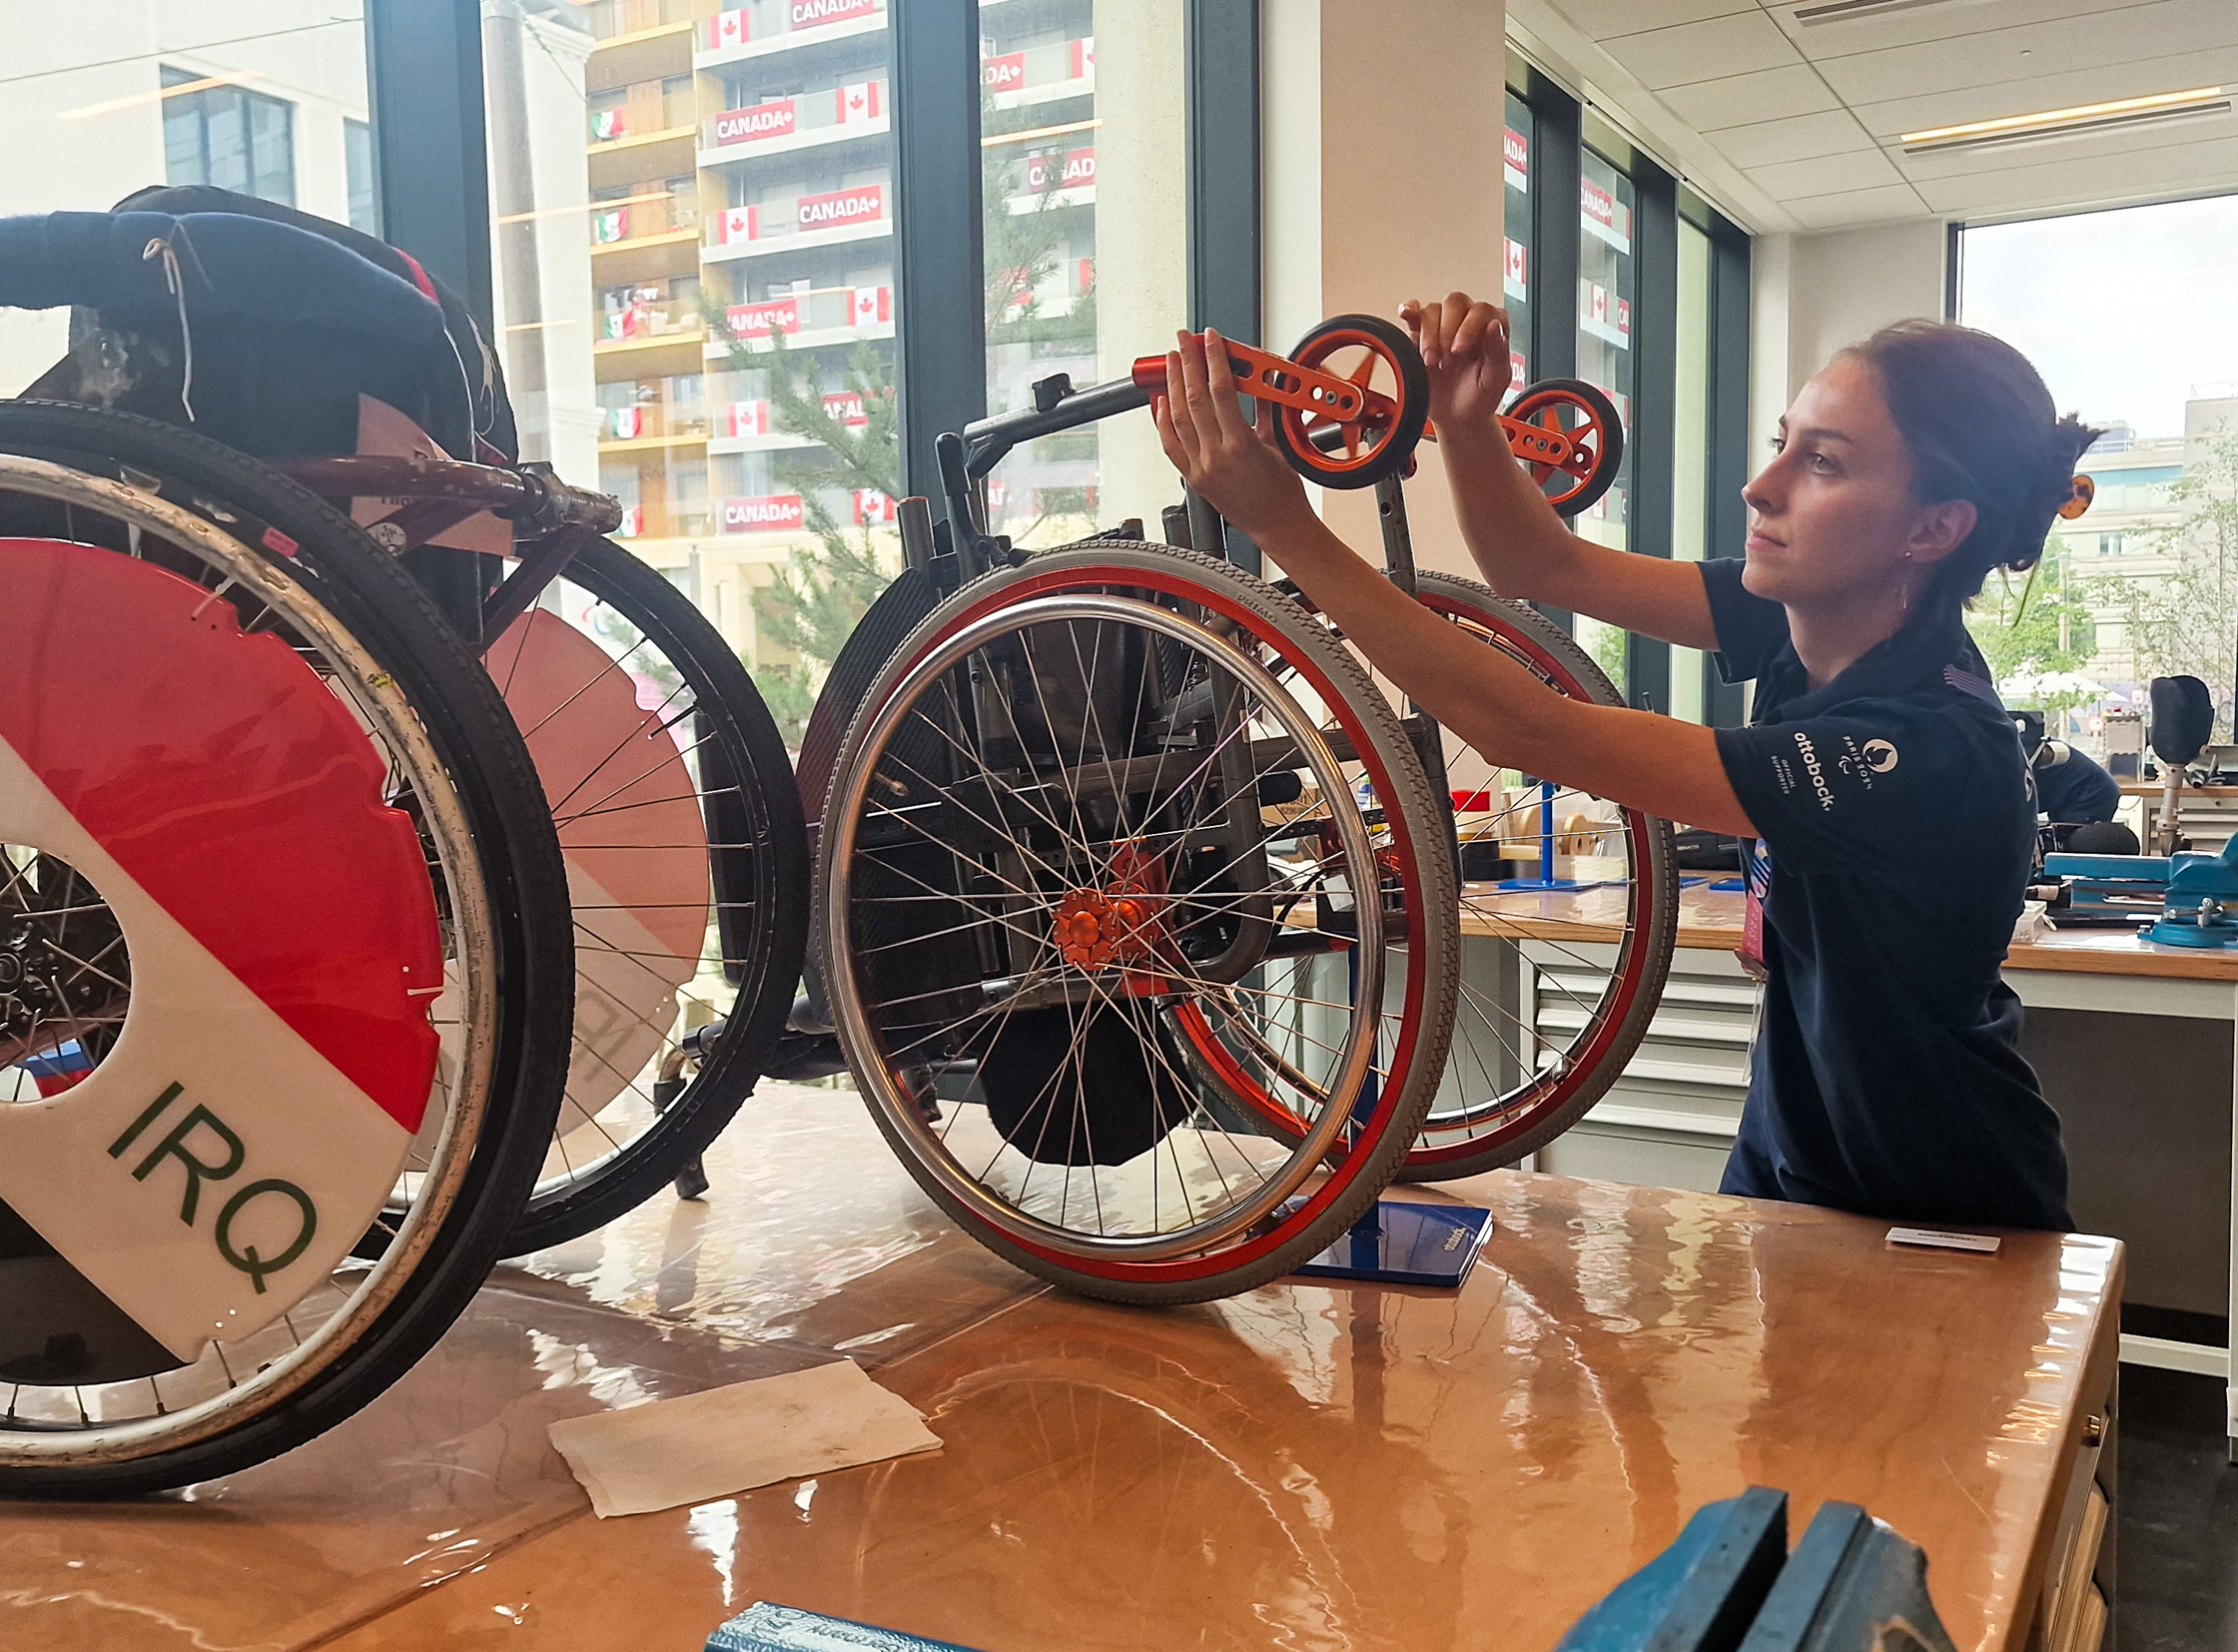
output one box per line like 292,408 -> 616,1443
1450,300 -> 1504,359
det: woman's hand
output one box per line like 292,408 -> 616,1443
1398,293 -> 1512,438
1150,328 -> 1313,544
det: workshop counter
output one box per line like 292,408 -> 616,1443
1454,880 -> 2238,1462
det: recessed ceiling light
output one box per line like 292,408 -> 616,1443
1900,86 -> 2228,151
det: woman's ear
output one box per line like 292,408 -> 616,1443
1905,497 -> 1976,565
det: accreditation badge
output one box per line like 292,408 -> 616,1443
1737,837 -> 1770,981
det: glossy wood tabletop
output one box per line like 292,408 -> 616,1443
0,1083 -> 2121,1652
1459,880 -> 2238,981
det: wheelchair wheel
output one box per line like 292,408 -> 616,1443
1281,575 -> 1676,1179
1268,315 -> 1430,490
0,404 -> 570,1496
485,535 -> 809,1253
818,540 -> 1458,1304
1507,379 -> 1623,518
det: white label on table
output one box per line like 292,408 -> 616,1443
1886,1227 -> 2002,1253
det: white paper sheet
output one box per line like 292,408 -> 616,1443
548,1358 -> 944,1518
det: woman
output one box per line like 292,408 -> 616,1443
1152,299 -> 2096,1232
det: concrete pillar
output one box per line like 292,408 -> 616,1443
1261,0 -> 1509,578
1092,0 -> 1190,531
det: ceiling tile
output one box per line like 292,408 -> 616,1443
1783,182 -> 1934,227
1809,0 -> 2238,107
1913,131 -> 2238,214
1709,108 -> 1881,168
1549,0 -> 1757,42
1662,63 -> 1845,129
1602,10 -> 1807,89
1746,146 -> 1907,197
1851,44 -> 2238,137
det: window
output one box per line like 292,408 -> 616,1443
1,23 -> 371,396
1958,193 -> 2238,742
162,67 -> 296,206
484,0 -> 902,692
1570,113 -> 1638,692
1502,87 -> 1532,396
345,119 -> 377,236
980,1 -> 1183,546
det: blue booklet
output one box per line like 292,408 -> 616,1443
707,1602 -> 988,1652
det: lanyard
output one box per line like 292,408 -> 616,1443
1738,838 -> 1770,982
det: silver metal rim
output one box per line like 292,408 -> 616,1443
826,589 -> 1384,1262
0,455 -> 497,1467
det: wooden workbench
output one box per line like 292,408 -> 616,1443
1459,881 -> 2238,982
1458,877 -> 2238,1472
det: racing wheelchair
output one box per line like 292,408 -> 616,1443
803,317 -> 1677,1300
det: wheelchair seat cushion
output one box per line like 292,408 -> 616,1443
0,209 -> 471,459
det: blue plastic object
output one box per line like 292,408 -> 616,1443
1285,1199 -> 1497,1286
1555,1488 -> 1790,1652
707,1603 -> 985,1652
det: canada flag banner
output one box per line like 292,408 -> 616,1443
850,286 -> 891,329
836,80 -> 883,125
1503,237 -> 1527,300
854,489 -> 896,526
1511,351 -> 1529,389
716,206 -> 760,246
719,493 -> 805,533
706,8 -> 747,50
824,391 -> 869,427
712,100 -> 795,147
1617,297 -> 1632,342
797,185 -> 884,232
983,51 -> 1026,92
789,0 -> 876,29
726,299 -> 800,339
1071,36 -> 1095,79
721,401 -> 771,438
1025,146 -> 1096,192
591,108 -> 626,142
1504,127 -> 1528,190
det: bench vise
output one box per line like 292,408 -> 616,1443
2046,835 -> 2238,946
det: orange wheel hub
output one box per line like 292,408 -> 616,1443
1053,888 -> 1152,970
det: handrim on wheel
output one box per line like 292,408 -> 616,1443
819,541 -> 1458,1303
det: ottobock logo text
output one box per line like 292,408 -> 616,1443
1793,730 -> 1835,811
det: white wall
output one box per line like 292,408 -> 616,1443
1750,219 -> 1944,440
1260,0 -> 1508,578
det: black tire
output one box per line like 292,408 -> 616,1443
0,403 -> 571,1496
1507,378 -> 1623,519
1269,314 -> 1430,491
498,535 -> 809,1254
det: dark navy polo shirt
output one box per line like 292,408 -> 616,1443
1702,557 -> 2072,1232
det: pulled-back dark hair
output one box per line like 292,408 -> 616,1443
1841,320 -> 2102,610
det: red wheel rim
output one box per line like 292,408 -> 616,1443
1402,588 -> 1665,1167
1281,330 -> 1411,481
